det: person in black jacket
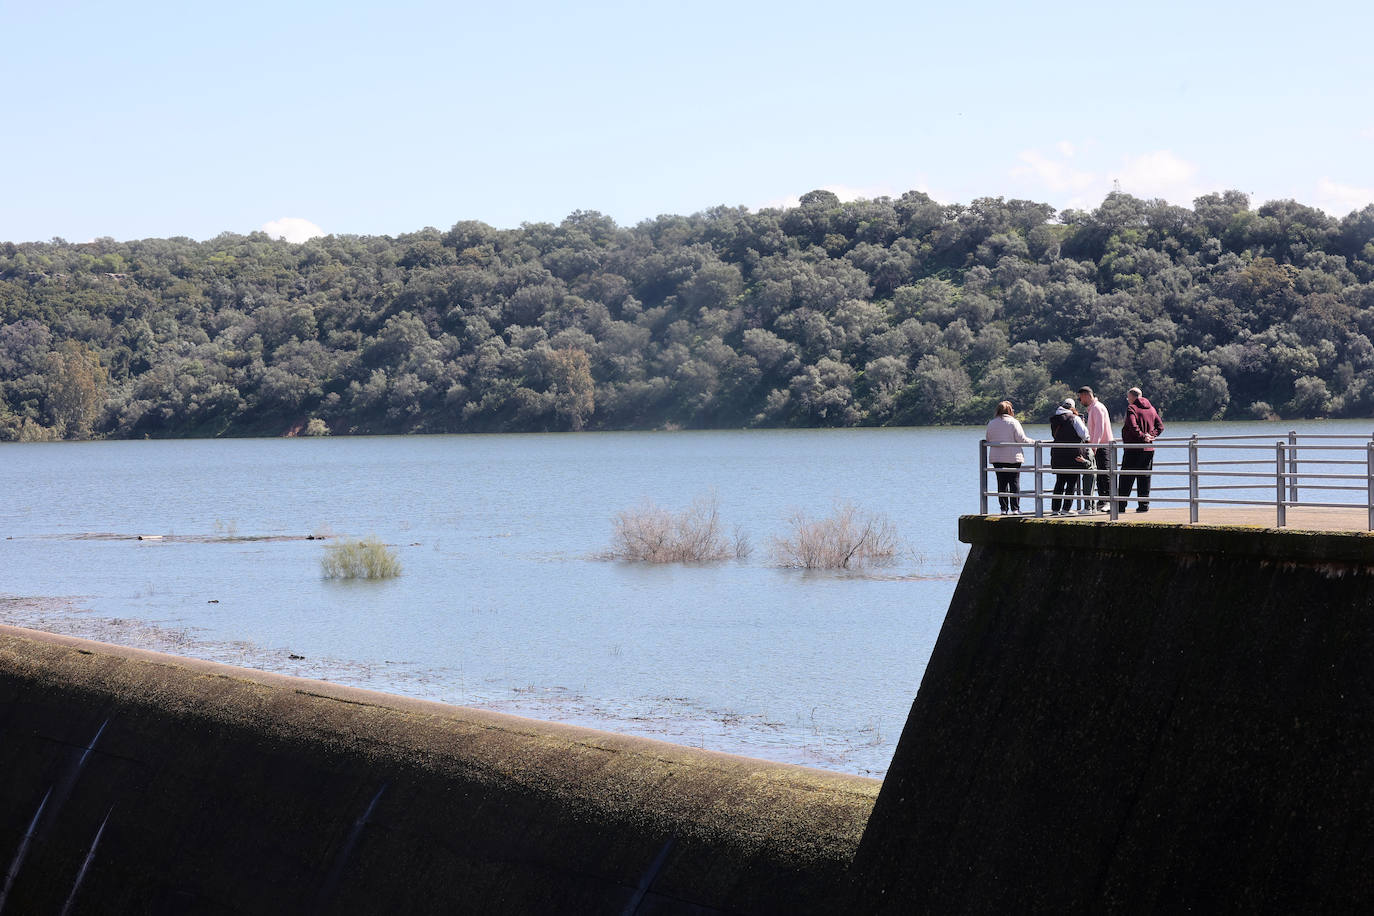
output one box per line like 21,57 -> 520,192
1049,398 -> 1090,515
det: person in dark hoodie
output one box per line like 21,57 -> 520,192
1049,398 -> 1090,515
1118,386 -> 1164,512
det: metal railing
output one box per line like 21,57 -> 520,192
978,432 -> 1374,529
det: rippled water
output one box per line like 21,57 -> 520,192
4,420 -> 1365,775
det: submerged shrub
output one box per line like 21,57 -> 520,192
321,537 -> 402,579
771,503 -> 901,570
607,495 -> 743,563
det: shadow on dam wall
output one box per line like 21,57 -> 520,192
6,516 -> 1374,913
0,627 -> 877,915
853,516 -> 1374,913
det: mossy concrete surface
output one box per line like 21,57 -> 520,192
0,626 -> 878,915
852,515 -> 1374,913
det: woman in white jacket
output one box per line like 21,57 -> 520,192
985,400 -> 1034,514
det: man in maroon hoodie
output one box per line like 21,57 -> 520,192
1118,387 -> 1164,513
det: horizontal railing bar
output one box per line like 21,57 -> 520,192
986,437 -> 1374,445
987,490 -> 1374,505
983,464 -> 1366,474
1188,471 -> 1284,479
1182,497 -> 1297,506
1195,458 -> 1283,466
1195,456 -> 1370,464
987,489 -> 1374,503
1281,459 -> 1368,466
1276,485 -> 1370,492
976,470 -> 1374,483
1196,484 -> 1304,491
979,468 -> 1311,480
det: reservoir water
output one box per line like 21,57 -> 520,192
3,420 -> 1369,775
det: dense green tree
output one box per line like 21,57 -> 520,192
2,187 -> 1372,439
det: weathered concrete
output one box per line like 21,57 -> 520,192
1020,504 -> 1374,532
852,516 -> 1374,913
0,626 -> 878,915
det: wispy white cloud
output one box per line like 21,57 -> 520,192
1012,148 -> 1097,195
1360,125 -> 1374,140
261,217 -> 325,243
1113,150 -> 1203,204
1314,178 -> 1374,218
752,182 -> 921,212
1011,145 -> 1206,209
751,194 -> 800,212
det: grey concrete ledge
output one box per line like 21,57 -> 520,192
961,514 -> 1374,566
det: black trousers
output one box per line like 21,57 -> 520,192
1052,471 -> 1078,512
992,462 -> 1021,512
1119,449 -> 1155,506
1090,447 -> 1109,501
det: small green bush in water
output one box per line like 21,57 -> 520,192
321,537 -> 402,579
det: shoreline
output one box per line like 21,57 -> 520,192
0,594 -> 896,776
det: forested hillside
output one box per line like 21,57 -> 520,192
2,189 -> 1373,440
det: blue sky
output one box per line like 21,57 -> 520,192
3,0 -> 1371,243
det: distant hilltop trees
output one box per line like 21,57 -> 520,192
1,189 -> 1373,440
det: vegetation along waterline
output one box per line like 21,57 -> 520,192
603,494 -> 902,570
2,189 -> 1372,442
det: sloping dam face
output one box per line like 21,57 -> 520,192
0,627 -> 878,914
852,517 -> 1374,913
11,516 -> 1374,913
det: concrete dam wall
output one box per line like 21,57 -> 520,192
8,514 -> 1374,912
0,627 -> 878,914
853,517 -> 1374,912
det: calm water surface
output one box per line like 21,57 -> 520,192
2,427 -> 972,776
3,420 -> 1367,775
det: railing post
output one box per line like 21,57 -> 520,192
1288,429 -> 1298,504
1367,441 -> 1374,532
1033,441 -> 1044,518
979,439 -> 989,515
1188,435 -> 1199,524
1107,440 -> 1119,520
1276,441 -> 1286,528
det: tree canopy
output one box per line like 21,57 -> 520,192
2,190 -> 1373,440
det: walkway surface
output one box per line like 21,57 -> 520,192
1004,505 -> 1374,532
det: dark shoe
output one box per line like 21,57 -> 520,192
1136,505 -> 1149,513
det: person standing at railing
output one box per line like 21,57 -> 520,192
1118,387 -> 1165,513
1050,398 -> 1090,515
985,400 -> 1034,514
1077,386 -> 1111,512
